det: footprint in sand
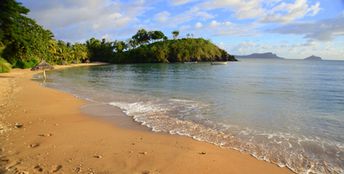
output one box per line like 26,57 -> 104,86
0,157 -> 9,164
38,133 -> 53,137
199,152 -> 206,155
142,170 -> 150,174
51,164 -> 62,173
93,155 -> 103,159
34,165 -> 43,172
74,166 -> 82,173
8,167 -> 29,174
5,160 -> 21,170
29,143 -> 40,148
14,123 -> 23,128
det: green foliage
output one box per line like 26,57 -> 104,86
112,38 -> 237,63
0,58 -> 12,73
0,0 -> 30,41
132,29 -> 150,46
148,30 -> 166,41
113,41 -> 127,53
0,0 -> 55,67
72,43 -> 89,63
0,42 -> 5,56
129,29 -> 167,49
86,38 -> 113,62
14,57 -> 38,69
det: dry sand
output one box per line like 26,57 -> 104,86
0,64 -> 293,174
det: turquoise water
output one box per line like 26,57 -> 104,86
45,59 -> 344,174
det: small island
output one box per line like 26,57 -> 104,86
105,30 -> 237,63
304,55 -> 322,61
235,52 -> 284,59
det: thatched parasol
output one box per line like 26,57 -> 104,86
31,60 -> 54,80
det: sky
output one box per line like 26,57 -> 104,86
19,0 -> 344,60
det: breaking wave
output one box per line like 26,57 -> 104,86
109,100 -> 344,174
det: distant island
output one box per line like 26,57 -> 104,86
304,55 -> 322,61
235,52 -> 284,59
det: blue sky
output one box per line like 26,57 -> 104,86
19,0 -> 344,60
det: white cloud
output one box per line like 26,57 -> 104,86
153,7 -> 213,27
190,7 -> 214,20
308,2 -> 321,16
20,0 -> 149,41
209,20 -> 232,28
204,20 -> 254,37
269,14 -> 344,41
261,0 -> 321,23
170,0 -> 196,6
210,20 -> 220,28
154,11 -> 171,23
199,0 -> 320,23
195,10 -> 214,19
201,0 -> 264,19
195,22 -> 203,29
239,41 -> 257,48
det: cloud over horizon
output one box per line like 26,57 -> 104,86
269,14 -> 344,41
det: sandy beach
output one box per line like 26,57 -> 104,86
0,64 -> 293,174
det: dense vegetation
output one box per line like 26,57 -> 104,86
0,0 -> 90,71
112,38 -> 236,63
0,0 -> 236,73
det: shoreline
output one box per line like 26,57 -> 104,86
0,64 -> 293,174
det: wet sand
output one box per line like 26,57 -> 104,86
0,64 -> 293,174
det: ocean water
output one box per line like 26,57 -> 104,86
44,59 -> 344,174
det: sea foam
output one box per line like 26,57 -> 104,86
109,100 -> 344,174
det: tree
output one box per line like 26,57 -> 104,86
148,30 -> 166,42
127,39 -> 138,49
0,0 -> 54,67
0,0 -> 95,69
114,40 -> 127,53
86,37 -> 114,62
172,30 -> 179,39
72,43 -> 89,63
132,29 -> 150,45
0,0 -> 30,42
86,37 -> 101,60
55,40 -> 73,64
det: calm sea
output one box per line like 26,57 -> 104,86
44,59 -> 344,174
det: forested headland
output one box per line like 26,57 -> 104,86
0,0 -> 236,73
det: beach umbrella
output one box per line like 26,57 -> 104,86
31,60 -> 54,80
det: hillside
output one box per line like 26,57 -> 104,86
111,38 -> 237,63
235,52 -> 284,59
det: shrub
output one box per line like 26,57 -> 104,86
14,58 -> 38,69
0,58 -> 12,73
